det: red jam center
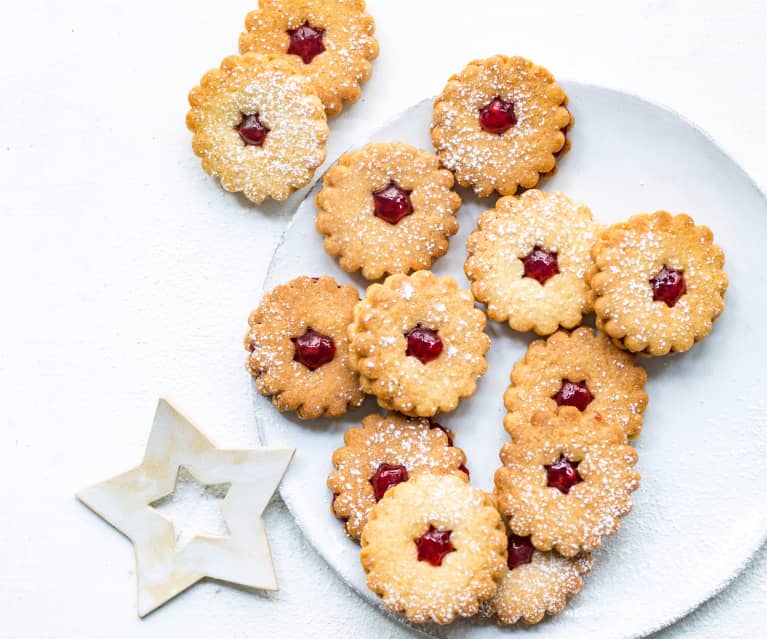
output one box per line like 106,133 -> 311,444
552,379 -> 593,412
404,325 -> 443,364
650,265 -> 687,307
369,463 -> 409,502
507,534 -> 535,570
545,455 -> 582,494
522,246 -> 560,285
415,525 -> 456,566
292,328 -> 335,370
479,96 -> 517,134
238,113 -> 270,146
286,21 -> 325,64
372,182 -> 414,225
429,421 -> 453,446
458,463 -> 470,480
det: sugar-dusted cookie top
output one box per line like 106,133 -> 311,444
504,327 -> 648,438
239,0 -> 378,115
348,270 -> 490,416
588,211 -> 727,355
187,53 -> 328,204
495,409 -> 640,557
316,142 -> 461,280
244,275 -> 365,418
431,55 -> 572,197
465,190 -> 597,334
360,474 -> 507,624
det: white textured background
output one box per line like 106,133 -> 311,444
1,1 -> 766,637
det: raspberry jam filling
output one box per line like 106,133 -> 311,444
292,328 -> 335,370
404,325 -> 443,364
286,21 -> 325,64
545,455 -> 582,494
507,534 -> 535,570
415,525 -> 456,566
522,246 -> 560,284
458,463 -> 470,480
552,379 -> 593,411
429,421 -> 453,446
372,182 -> 413,225
650,265 -> 687,307
479,96 -> 517,134
369,463 -> 409,502
238,113 -> 269,146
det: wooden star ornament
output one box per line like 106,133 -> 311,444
76,398 -> 294,617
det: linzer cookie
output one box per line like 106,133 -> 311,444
360,474 -> 507,624
504,328 -> 648,438
431,55 -> 572,196
328,412 -> 468,540
239,0 -> 378,115
315,142 -> 461,280
588,212 -> 727,355
348,270 -> 490,417
484,531 -> 593,625
244,276 -> 365,418
495,409 -> 640,557
187,53 -> 328,203
465,190 -> 597,335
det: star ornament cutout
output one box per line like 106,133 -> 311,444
77,398 -> 294,617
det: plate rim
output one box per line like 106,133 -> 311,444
255,82 -> 767,638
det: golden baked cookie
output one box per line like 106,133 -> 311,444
315,142 -> 461,280
239,0 -> 378,115
495,409 -> 640,557
244,276 -> 365,418
187,53 -> 328,204
465,190 -> 598,334
431,55 -> 571,197
360,474 -> 507,624
328,412 -> 468,540
348,270 -> 490,416
587,212 -> 727,355
504,328 -> 648,439
483,530 -> 593,625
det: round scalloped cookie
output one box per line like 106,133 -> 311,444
348,270 -> 490,417
484,531 -> 593,625
495,409 -> 640,557
187,53 -> 328,203
431,55 -> 571,196
328,412 -> 468,540
504,327 -> 648,439
360,474 -> 507,624
244,275 -> 365,418
315,142 -> 461,280
587,211 -> 727,355
239,0 -> 378,115
465,190 -> 597,334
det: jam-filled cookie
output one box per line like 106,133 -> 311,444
504,328 -> 648,439
465,190 -> 598,334
187,53 -> 328,203
239,0 -> 378,115
495,409 -> 640,557
244,276 -> 365,418
360,474 -> 507,624
431,55 -> 572,197
587,212 -> 727,355
315,142 -> 461,280
484,530 -> 593,625
348,270 -> 490,417
328,412 -> 468,540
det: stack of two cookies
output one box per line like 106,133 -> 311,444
186,0 -> 378,204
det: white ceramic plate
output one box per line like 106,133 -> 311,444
256,85 -> 767,638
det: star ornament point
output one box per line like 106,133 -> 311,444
76,398 -> 294,617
